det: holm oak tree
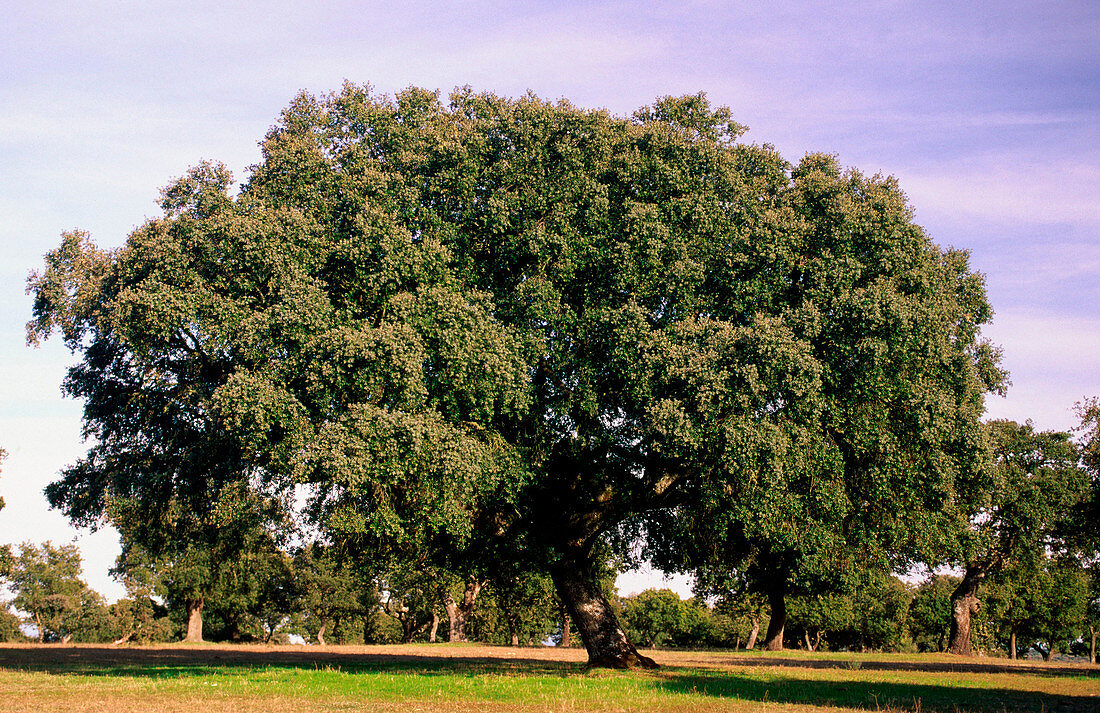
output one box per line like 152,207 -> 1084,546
30,84 -> 1002,668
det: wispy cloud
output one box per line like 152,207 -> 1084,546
901,162 -> 1100,226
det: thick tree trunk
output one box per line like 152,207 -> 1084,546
550,552 -> 657,669
947,565 -> 984,656
443,578 -> 483,643
1009,626 -> 1017,660
762,587 -> 786,651
746,616 -> 760,650
1042,640 -> 1054,662
183,599 -> 204,643
429,612 -> 440,643
316,621 -> 327,646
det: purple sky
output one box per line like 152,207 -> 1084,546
2,1 -> 1097,600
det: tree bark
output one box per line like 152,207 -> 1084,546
316,621 -> 327,646
443,578 -> 483,642
1009,625 -> 1017,660
947,565 -> 984,656
429,612 -> 440,643
761,587 -> 786,651
560,605 -> 571,647
746,615 -> 760,650
1089,626 -> 1096,665
550,551 -> 657,669
183,598 -> 204,643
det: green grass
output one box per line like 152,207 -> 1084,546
0,644 -> 1096,713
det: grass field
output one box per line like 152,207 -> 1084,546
0,643 -> 1096,712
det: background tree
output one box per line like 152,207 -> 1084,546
379,567 -> 438,644
0,605 -> 25,642
984,560 -> 1038,660
908,574 -> 957,653
245,548 -> 297,644
7,542 -> 89,642
1083,564 -> 1099,664
707,586 -> 769,650
622,589 -> 692,649
1019,556 -> 1087,661
848,573 -> 912,653
470,570 -> 559,646
945,420 -> 1088,655
787,591 -> 852,652
30,85 -> 1002,668
292,542 -> 375,646
105,593 -> 173,645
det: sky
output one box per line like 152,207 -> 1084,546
1,0 -> 1097,603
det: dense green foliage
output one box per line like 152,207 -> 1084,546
26,82 -> 1094,665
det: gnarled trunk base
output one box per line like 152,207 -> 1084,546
443,578 -> 484,643
551,553 -> 657,669
761,588 -> 786,651
947,566 -> 984,656
183,599 -> 204,643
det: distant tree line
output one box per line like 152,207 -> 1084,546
1,537 -> 1098,664
17,84 -> 1100,667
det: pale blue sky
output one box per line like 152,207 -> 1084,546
2,1 -> 1097,601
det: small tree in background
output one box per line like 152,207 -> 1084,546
1021,557 -> 1088,661
7,542 -> 89,642
292,542 -> 375,646
1083,565 -> 1099,664
621,589 -> 711,649
379,567 -> 438,644
946,420 -> 1088,655
470,570 -> 559,646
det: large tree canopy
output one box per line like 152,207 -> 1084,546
30,84 -> 1002,668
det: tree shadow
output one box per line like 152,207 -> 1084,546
0,645 -> 579,677
656,668 -> 1098,713
719,655 -> 1098,679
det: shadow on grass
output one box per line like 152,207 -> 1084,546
657,668 -> 1098,713
0,646 -> 576,677
720,655 -> 1098,679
